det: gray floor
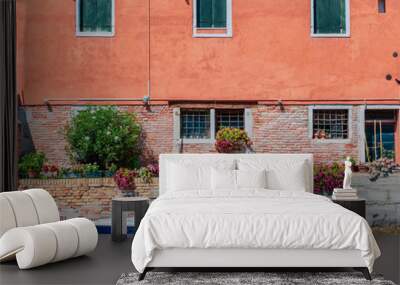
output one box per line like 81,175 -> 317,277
0,235 -> 134,285
0,234 -> 399,285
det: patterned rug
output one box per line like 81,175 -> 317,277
116,271 -> 396,285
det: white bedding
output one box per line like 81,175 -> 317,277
131,190 -> 380,273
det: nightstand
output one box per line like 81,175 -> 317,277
111,197 -> 150,242
332,199 -> 366,218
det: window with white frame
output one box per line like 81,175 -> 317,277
312,109 -> 349,139
311,0 -> 350,37
76,0 -> 114,36
193,0 -> 232,38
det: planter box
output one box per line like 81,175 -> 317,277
18,178 -> 159,226
352,172 -> 400,228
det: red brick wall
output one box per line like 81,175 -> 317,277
21,104 -> 360,166
252,105 -> 359,163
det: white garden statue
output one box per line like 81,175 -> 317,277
343,156 -> 353,189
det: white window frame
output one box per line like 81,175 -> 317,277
174,108 -> 252,144
76,0 -> 115,37
192,0 -> 233,38
308,105 -> 352,143
310,0 -> 350,38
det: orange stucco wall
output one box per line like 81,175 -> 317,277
17,0 -> 400,105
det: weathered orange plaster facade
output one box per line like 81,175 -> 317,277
16,0 -> 400,105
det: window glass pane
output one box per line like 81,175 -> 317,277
314,0 -> 346,34
197,0 -> 213,28
181,110 -> 211,139
80,0 -> 98,32
79,0 -> 112,33
313,110 -> 348,139
197,0 -> 227,28
216,109 -> 244,132
213,0 -> 227,28
97,0 -> 112,32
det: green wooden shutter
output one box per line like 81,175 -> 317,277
314,0 -> 346,34
80,0 -> 97,32
197,0 -> 213,28
213,0 -> 227,28
97,0 -> 112,32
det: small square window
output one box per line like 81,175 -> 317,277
215,109 -> 244,132
76,0 -> 114,36
180,110 -> 211,139
313,110 -> 349,139
312,0 -> 349,36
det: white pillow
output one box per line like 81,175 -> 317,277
167,159 -> 236,192
238,159 -> 308,191
236,169 -> 267,189
167,163 -> 209,191
211,168 -> 236,191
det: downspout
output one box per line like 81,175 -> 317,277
146,0 -> 151,103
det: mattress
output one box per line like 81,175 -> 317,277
131,190 -> 380,273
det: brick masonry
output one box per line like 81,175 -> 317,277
18,178 -> 158,224
19,104 -> 361,166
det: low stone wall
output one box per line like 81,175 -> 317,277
353,172 -> 400,229
18,178 -> 159,225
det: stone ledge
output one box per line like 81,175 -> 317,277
19,177 -> 159,187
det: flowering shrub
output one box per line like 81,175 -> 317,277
65,107 -> 141,170
215,128 -> 252,153
314,162 -> 344,196
114,168 -> 138,190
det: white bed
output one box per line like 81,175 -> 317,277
131,154 -> 380,281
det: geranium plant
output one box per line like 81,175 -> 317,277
314,162 -> 344,196
114,168 -> 137,191
215,128 -> 252,153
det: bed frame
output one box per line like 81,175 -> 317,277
139,248 -> 371,280
138,154 -> 372,281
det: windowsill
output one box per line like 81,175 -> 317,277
76,31 -> 115,37
182,138 -> 215,144
311,33 -> 350,38
312,139 -> 351,144
193,27 -> 232,38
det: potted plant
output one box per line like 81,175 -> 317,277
82,163 -> 102,178
215,128 -> 252,153
18,152 -> 46,178
114,168 -> 138,196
